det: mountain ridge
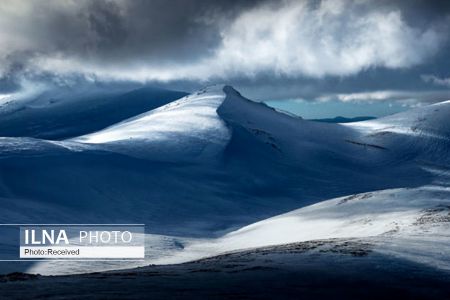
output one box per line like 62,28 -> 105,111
0,85 -> 449,276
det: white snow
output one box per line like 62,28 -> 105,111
74,87 -> 228,144
345,99 -> 450,140
142,185 -> 450,270
27,185 -> 450,275
71,85 -> 231,160
0,85 -> 449,276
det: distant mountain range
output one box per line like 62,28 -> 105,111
311,116 -> 376,123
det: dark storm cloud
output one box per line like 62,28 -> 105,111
60,0 -> 239,62
0,0 -> 449,103
0,0 -> 266,80
110,0 -> 265,62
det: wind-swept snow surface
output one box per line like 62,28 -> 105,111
345,100 -> 450,165
73,86 -> 231,161
0,86 -> 449,279
0,86 -> 187,139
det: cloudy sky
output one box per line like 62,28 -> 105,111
1,0 -> 450,116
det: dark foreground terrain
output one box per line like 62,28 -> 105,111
1,239 -> 449,300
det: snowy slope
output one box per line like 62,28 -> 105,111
347,100 -> 450,138
0,85 -> 449,276
75,86 -> 228,144
0,85 -> 186,139
138,185 -> 450,269
73,85 -> 369,161
72,85 -> 231,161
68,85 -> 450,168
27,184 -> 450,275
0,86 -> 446,234
345,100 -> 450,165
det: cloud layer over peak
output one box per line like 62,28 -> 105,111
0,0 -> 449,105
0,0 -> 448,82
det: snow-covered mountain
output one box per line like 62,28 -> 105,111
72,85 -> 231,161
143,185 -> 450,270
0,85 -> 434,232
0,85 -> 449,277
0,85 -> 186,139
345,100 -> 450,165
